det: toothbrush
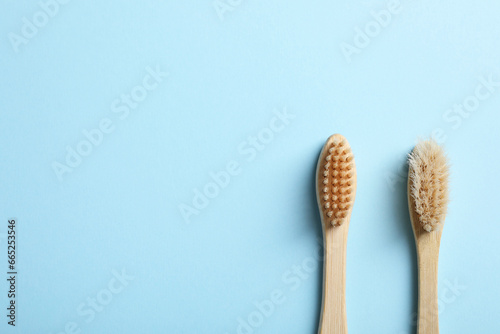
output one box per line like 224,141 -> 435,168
408,139 -> 450,334
316,134 -> 357,334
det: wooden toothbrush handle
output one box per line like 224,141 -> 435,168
416,237 -> 441,334
319,225 -> 348,334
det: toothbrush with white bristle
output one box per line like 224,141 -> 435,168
408,138 -> 450,334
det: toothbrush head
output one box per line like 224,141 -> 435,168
408,139 -> 450,232
316,134 -> 357,227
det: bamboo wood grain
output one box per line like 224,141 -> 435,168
408,177 -> 443,334
316,134 -> 356,334
317,214 -> 350,334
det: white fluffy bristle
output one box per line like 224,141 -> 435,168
408,139 -> 450,232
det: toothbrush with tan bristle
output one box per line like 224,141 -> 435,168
408,138 -> 450,334
316,134 -> 356,334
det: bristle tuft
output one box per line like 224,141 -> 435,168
408,139 -> 449,232
318,135 -> 356,227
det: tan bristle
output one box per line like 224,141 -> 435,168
408,139 -> 449,232
317,135 -> 357,227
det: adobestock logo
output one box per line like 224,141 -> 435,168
49,268 -> 134,334
398,278 -> 466,334
340,0 -> 402,63
179,107 -> 295,224
52,65 -> 167,182
225,240 -> 324,334
386,73 -> 500,192
8,0 -> 71,53
442,74 -> 500,130
213,0 -> 244,21
76,269 -> 134,324
225,290 -> 286,334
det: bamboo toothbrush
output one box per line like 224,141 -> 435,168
316,134 -> 357,334
408,139 -> 450,334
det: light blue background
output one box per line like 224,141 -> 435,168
1,0 -> 500,333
